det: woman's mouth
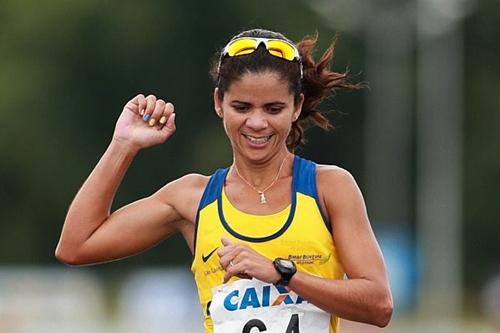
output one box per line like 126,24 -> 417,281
242,133 -> 274,145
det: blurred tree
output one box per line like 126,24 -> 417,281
0,0 -> 498,307
0,0 -> 360,267
463,0 -> 500,288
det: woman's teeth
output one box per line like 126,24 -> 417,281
244,134 -> 272,144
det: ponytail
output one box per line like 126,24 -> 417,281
287,33 -> 366,151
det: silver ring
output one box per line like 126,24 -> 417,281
229,261 -> 234,267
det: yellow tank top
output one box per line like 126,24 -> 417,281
191,155 -> 344,333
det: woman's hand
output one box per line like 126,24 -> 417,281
218,237 -> 281,284
112,94 -> 176,151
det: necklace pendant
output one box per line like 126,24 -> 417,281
258,192 -> 267,204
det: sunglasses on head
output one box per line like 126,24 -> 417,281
219,37 -> 303,78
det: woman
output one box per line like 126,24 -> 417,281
56,28 -> 393,332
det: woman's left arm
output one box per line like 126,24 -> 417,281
218,166 -> 393,327
286,166 -> 393,327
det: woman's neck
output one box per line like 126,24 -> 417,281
231,151 -> 293,189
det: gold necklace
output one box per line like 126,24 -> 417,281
233,156 -> 288,204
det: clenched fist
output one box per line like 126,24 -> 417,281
112,94 -> 176,151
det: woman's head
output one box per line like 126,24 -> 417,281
210,28 -> 364,153
214,70 -> 302,163
214,29 -> 303,105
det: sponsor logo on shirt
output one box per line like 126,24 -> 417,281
202,247 -> 219,263
223,284 -> 306,311
287,253 -> 331,264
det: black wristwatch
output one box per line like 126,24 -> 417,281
273,258 -> 297,286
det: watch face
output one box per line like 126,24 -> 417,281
278,259 -> 294,269
274,258 -> 296,286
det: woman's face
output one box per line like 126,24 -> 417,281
214,71 -> 303,163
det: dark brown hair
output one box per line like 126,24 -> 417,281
210,29 -> 365,151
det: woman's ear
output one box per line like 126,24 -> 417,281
214,88 -> 223,118
293,93 -> 305,121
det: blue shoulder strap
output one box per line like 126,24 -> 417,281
293,155 -> 330,230
197,168 -> 229,211
293,155 -> 317,197
193,168 -> 229,257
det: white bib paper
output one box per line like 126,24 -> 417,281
211,279 -> 330,333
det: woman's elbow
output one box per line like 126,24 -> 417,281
374,295 -> 393,328
54,244 -> 84,266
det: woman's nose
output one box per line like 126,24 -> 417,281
245,111 -> 268,130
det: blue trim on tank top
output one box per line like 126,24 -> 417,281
193,155 -> 331,253
192,168 -> 228,257
293,157 -> 331,232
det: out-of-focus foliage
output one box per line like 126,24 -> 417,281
0,0 -> 498,304
0,0 -> 362,267
463,0 -> 500,288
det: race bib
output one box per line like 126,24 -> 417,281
211,279 -> 330,333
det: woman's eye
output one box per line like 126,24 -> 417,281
233,105 -> 249,112
268,106 -> 283,114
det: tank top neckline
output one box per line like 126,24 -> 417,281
221,187 -> 291,218
216,155 -> 299,243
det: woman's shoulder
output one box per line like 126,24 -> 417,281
153,173 -> 213,222
315,163 -> 359,193
158,167 -> 230,198
314,164 -> 365,220
162,173 -> 211,194
316,163 -> 353,178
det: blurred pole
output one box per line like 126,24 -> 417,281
364,3 -> 413,228
304,0 -> 414,227
305,0 -> 417,315
416,0 -> 464,319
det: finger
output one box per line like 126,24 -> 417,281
219,245 -> 249,270
218,247 -> 235,267
217,242 -> 236,258
164,113 -> 176,131
223,264 -> 238,283
223,262 -> 251,283
166,101 -> 175,114
128,93 -> 143,106
221,237 -> 234,247
149,99 -> 166,127
218,241 -> 249,263
143,95 -> 157,122
159,102 -> 175,130
219,252 -> 238,270
125,94 -> 145,114
137,94 -> 147,115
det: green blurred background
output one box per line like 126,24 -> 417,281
1,0 -> 499,331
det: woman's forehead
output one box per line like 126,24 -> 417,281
225,71 -> 293,102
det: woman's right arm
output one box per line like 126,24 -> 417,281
55,94 -> 194,266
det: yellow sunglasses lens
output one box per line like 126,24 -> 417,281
225,38 -> 298,61
227,39 -> 258,57
220,38 -> 302,78
267,40 -> 296,61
